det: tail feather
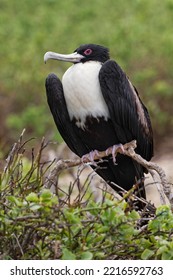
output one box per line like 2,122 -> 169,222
92,154 -> 146,209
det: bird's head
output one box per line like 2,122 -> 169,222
44,44 -> 110,64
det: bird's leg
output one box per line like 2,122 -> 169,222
81,150 -> 100,166
106,143 -> 125,164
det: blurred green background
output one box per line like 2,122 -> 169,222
1,0 -> 173,157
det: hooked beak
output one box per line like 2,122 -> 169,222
44,51 -> 84,64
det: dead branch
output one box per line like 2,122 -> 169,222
45,140 -> 173,209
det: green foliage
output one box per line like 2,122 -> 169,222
0,0 -> 173,147
0,135 -> 173,260
6,105 -> 52,138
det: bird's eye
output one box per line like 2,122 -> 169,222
84,49 -> 92,55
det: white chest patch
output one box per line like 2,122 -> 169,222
62,62 -> 110,128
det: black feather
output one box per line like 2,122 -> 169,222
45,46 -> 154,209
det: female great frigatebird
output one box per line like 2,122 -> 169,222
44,44 -> 153,205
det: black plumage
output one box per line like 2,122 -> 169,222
44,44 -> 153,207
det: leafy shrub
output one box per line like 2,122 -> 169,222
0,134 -> 173,260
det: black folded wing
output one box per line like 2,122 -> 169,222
99,60 -> 153,161
45,73 -> 88,157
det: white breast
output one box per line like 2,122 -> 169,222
62,61 -> 110,129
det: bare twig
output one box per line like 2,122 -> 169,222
45,140 -> 173,209
12,233 -> 24,257
123,141 -> 172,207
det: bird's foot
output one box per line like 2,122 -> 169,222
105,143 -> 124,164
81,150 -> 100,166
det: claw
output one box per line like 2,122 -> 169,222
81,144 -> 124,166
106,144 -> 124,164
81,150 -> 100,166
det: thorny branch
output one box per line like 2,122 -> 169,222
45,140 -> 173,209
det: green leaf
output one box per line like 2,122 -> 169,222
96,225 -> 109,233
62,248 -> 76,260
94,252 -> 105,259
161,251 -> 173,260
128,210 -> 140,220
155,205 -> 171,216
29,203 -> 42,211
141,249 -> 154,260
157,245 -> 168,256
64,210 -> 81,224
26,192 -> 38,202
7,196 -> 22,206
40,190 -> 52,203
80,251 -> 93,260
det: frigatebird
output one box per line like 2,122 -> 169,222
44,44 -> 153,206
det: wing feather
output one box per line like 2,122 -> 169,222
99,60 -> 153,160
45,73 -> 88,156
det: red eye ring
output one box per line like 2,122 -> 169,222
84,48 -> 92,55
